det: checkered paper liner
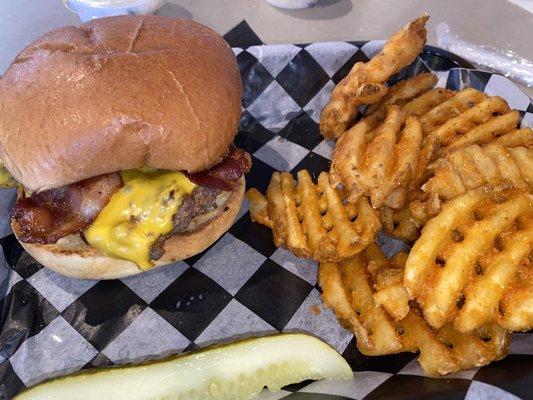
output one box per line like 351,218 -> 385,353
0,24 -> 532,400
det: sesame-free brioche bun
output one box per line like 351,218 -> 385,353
11,177 -> 245,280
0,15 -> 242,192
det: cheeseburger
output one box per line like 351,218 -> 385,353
0,15 -> 250,279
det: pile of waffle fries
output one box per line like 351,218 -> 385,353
247,14 -> 532,375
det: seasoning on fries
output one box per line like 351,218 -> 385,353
364,72 -> 438,116
410,137 -> 533,224
404,188 -> 532,332
331,106 -> 424,209
246,13 -> 532,377
247,170 -> 380,262
320,14 -> 429,140
318,244 -> 510,375
380,204 -> 420,242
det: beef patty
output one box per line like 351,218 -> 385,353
149,186 -> 221,260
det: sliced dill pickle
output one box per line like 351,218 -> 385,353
15,333 -> 352,400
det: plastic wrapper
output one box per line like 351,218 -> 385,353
435,21 -> 533,88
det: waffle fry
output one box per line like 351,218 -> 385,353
331,106 -> 424,209
499,261 -> 533,331
364,73 -> 438,116
408,192 -> 441,228
318,244 -> 510,375
401,87 -> 457,116
493,127 -> 533,148
417,88 -> 487,131
320,15 -> 428,139
362,86 -> 456,200
380,205 -> 420,242
435,99 -> 517,148
246,170 -> 380,262
429,137 -> 533,200
404,188 -> 533,332
373,258 -> 411,321
365,88 -> 516,176
247,188 -> 272,227
418,90 -> 520,152
369,85 -> 520,153
363,86 -> 455,132
409,129 -> 533,226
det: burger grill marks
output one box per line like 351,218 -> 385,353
12,173 -> 123,244
12,147 -> 251,245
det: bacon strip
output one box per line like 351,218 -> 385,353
12,173 -> 123,244
186,146 -> 252,191
12,146 -> 251,244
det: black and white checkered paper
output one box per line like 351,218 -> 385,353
0,21 -> 531,400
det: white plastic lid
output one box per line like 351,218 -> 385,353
64,0 -> 166,22
266,0 -> 319,9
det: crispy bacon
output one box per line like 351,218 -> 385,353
12,173 -> 123,244
186,146 -> 252,191
12,146 -> 251,244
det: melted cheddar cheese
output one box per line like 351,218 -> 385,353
84,169 -> 196,269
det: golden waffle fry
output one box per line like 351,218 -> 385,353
434,99 -> 517,149
408,192 -> 441,228
318,244 -> 510,375
404,188 -> 533,332
247,188 -> 272,228
426,142 -> 532,201
405,89 -> 520,165
365,86 -> 456,196
417,87 -> 488,133
363,86 -> 455,131
319,245 -> 407,355
401,87 -> 457,116
331,106 -> 424,209
364,73 -> 438,116
246,170 -> 380,262
334,86 -> 456,210
420,91 -> 518,149
350,80 -> 520,168
403,314 -> 509,375
373,263 -> 411,321
367,87 -> 516,172
409,131 -> 533,227
320,15 -> 428,139
499,261 -> 533,331
492,127 -> 533,148
380,205 -> 420,242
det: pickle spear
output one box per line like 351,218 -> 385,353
15,333 -> 352,400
